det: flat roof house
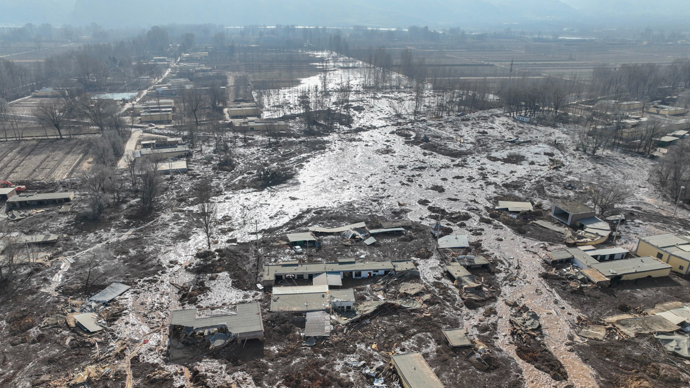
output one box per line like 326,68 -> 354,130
170,302 -> 264,342
6,192 -> 74,210
261,259 -> 415,286
636,234 -> 690,275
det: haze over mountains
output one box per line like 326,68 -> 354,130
1,0 -> 688,30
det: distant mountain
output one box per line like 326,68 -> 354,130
68,0 -> 577,29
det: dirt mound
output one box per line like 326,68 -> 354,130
281,361 -> 349,387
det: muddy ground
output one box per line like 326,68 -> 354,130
3,51 -> 690,388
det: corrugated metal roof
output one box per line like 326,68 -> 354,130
391,353 -> 445,388
286,232 -> 316,242
305,311 -> 331,337
438,235 -> 469,249
89,282 -> 131,303
170,303 -> 263,335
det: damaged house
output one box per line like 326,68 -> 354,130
269,285 -> 356,313
550,201 -> 611,245
170,302 -> 264,344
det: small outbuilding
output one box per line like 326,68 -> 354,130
438,235 -> 469,249
286,232 -> 318,247
0,188 -> 16,201
551,201 -> 596,226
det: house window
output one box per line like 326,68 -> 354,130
657,252 -> 664,260
346,306 -> 351,311
680,265 -> 685,271
354,271 -> 361,277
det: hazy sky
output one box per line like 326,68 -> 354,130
1,0 -> 688,30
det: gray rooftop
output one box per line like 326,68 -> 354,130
591,257 -> 671,277
270,292 -> 331,313
496,201 -> 533,212
74,313 -> 103,333
438,235 -> 469,249
553,201 -> 595,215
89,282 -> 130,304
313,272 -> 342,287
330,288 -> 356,303
640,234 -> 690,249
286,232 -> 316,242
170,302 -> 263,335
391,353 -> 445,388
263,260 -> 414,280
443,328 -> 472,347
273,285 -> 329,295
0,188 -> 15,195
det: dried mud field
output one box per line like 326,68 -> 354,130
0,138 -> 92,181
1,52 -> 690,388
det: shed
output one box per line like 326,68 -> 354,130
551,201 -> 595,226
438,235 -> 469,249
0,188 -> 16,201
442,328 -> 472,348
391,353 -> 445,388
286,232 -> 317,246
330,289 -> 356,311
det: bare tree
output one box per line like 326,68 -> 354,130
34,97 -> 71,139
588,179 -> 632,215
183,89 -> 209,127
138,159 -> 161,214
82,252 -> 107,295
195,178 -> 217,251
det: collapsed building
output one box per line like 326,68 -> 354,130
550,201 -> 611,245
269,285 -> 356,313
